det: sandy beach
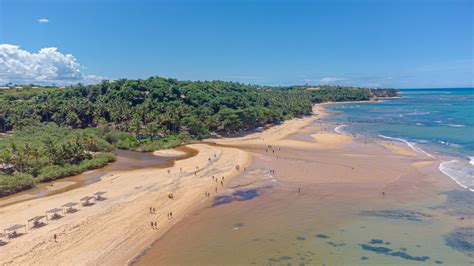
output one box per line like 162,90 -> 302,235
1,103 -> 471,265
0,144 -> 250,265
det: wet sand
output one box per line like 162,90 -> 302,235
135,108 -> 473,265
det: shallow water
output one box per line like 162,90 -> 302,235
324,88 -> 474,191
136,136 -> 473,265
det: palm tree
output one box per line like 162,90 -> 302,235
144,122 -> 159,142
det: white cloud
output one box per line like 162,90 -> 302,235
0,44 -> 105,85
318,77 -> 347,83
37,18 -> 49,24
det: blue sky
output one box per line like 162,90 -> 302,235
0,0 -> 472,88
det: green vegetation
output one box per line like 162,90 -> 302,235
0,77 -> 398,196
0,125 -> 116,196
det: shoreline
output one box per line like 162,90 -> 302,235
323,101 -> 473,193
134,102 -> 471,265
2,99 -> 469,265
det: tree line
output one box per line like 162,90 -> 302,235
0,76 -> 398,196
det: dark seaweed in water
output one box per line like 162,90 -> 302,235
360,244 -> 392,254
389,251 -> 430,261
358,209 -> 432,222
432,190 -> 474,219
212,189 -> 259,206
444,227 -> 474,257
359,244 -> 430,261
296,236 -> 306,241
234,189 -> 259,200
327,241 -> 346,247
316,234 -> 330,239
369,239 -> 384,244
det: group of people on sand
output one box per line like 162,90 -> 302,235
150,221 -> 158,230
149,207 -> 159,230
266,145 -> 281,159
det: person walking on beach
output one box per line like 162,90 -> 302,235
154,221 -> 158,229
298,188 -> 301,193
54,234 -> 57,242
149,207 -> 152,214
151,221 -> 154,229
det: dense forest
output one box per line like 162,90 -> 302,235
0,77 -> 398,196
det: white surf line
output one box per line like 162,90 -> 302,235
334,125 -> 346,134
439,160 -> 474,192
378,134 -> 436,159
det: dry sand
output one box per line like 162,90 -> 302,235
0,144 -> 250,265
213,105 -> 325,146
152,148 -> 187,157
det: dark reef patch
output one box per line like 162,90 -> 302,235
360,244 -> 430,261
212,188 -> 259,206
297,236 -> 306,241
327,241 -> 346,247
434,260 -> 444,264
316,234 -> 330,239
360,256 -> 369,260
369,239 -> 384,244
358,209 -> 432,222
444,227 -> 474,257
390,251 -> 430,261
360,244 -> 392,254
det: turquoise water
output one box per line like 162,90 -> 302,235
324,88 -> 474,191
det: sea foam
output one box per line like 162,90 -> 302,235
334,125 -> 347,134
378,135 -> 436,159
439,160 -> 474,192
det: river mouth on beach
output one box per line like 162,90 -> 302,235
0,146 -> 197,208
135,125 -> 473,265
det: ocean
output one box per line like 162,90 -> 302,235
324,88 -> 474,191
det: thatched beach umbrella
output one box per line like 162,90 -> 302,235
62,202 -> 79,214
27,216 -> 48,229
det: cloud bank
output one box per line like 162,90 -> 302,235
0,44 -> 105,85
37,18 -> 49,24
318,77 -> 347,84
